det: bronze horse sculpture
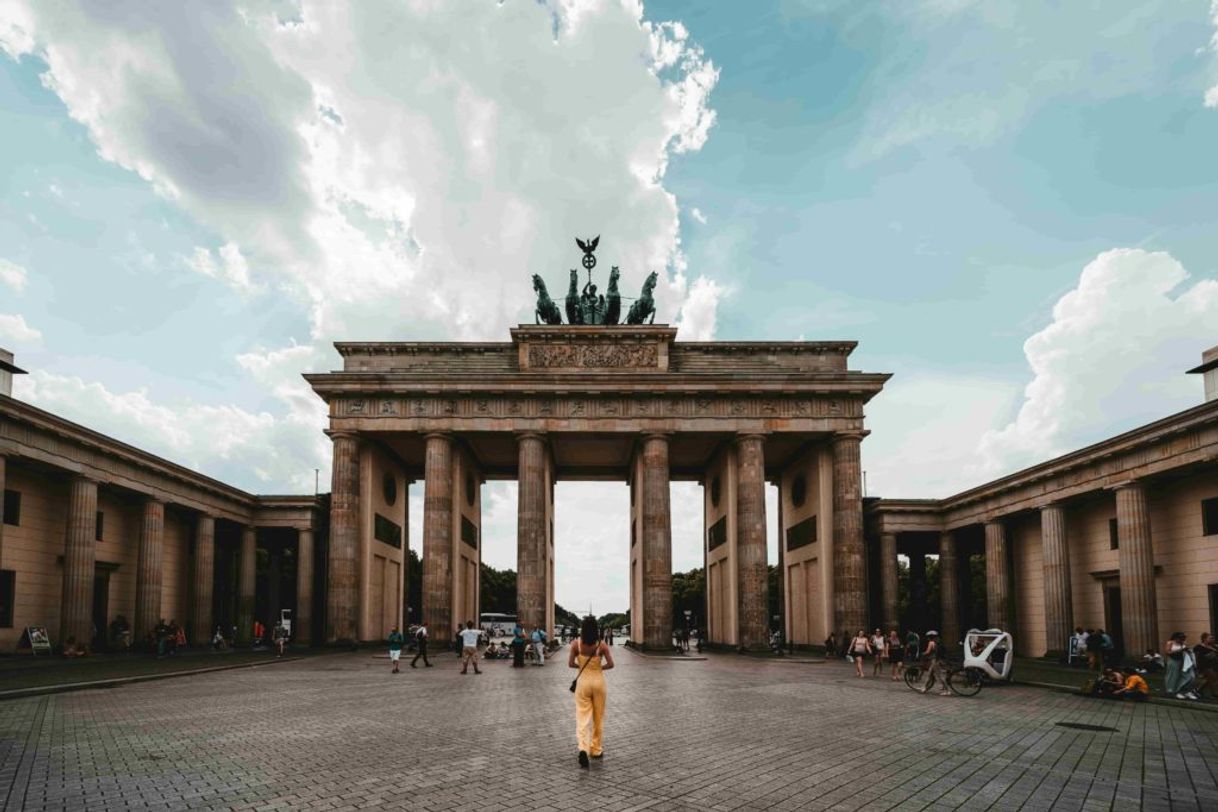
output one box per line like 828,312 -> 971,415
626,271 -> 658,324
604,266 -> 621,325
565,269 -> 582,325
532,274 -> 563,325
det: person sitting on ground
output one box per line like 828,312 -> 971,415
1112,670 -> 1149,702
62,636 -> 89,657
1095,668 -> 1123,698
1139,649 -> 1164,672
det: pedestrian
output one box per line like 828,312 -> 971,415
1071,626 -> 1088,666
886,628 -> 904,681
824,631 -> 837,656
459,621 -> 483,675
1194,632 -> 1218,698
1164,631 -> 1199,700
272,622 -> 288,657
1098,629 -> 1115,667
1111,669 -> 1149,702
511,626 -> 527,668
411,621 -> 432,668
1084,628 -> 1103,671
919,630 -> 950,696
569,615 -> 614,769
387,626 -> 404,673
531,626 -> 547,666
871,628 -> 886,677
849,629 -> 870,677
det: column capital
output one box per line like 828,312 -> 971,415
733,432 -> 767,445
515,431 -> 547,444
832,430 -> 868,444
423,431 -> 453,442
641,431 -> 671,443
1035,500 -> 1066,511
326,429 -> 361,441
1108,478 -> 1146,492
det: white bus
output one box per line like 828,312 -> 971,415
479,613 -> 517,637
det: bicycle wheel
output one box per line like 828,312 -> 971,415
948,666 -> 984,697
903,665 -> 923,691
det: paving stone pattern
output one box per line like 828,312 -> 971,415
1,650 -> 1216,811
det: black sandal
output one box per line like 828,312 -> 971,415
578,750 -> 589,768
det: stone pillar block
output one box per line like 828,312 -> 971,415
191,515 -> 215,644
984,520 -> 1012,632
516,433 -> 547,634
237,526 -> 256,644
1040,504 -> 1072,657
327,432 -> 361,643
641,434 -> 673,650
60,476 -> 97,647
423,433 -> 455,643
938,532 -> 960,647
735,434 -> 769,651
134,499 -> 165,642
880,533 -> 898,632
296,528 -> 314,645
1116,483 -> 1158,657
832,433 -> 867,635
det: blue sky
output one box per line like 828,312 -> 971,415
3,1 -> 1217,613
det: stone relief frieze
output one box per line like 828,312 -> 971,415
526,343 -> 659,369
340,394 -> 863,420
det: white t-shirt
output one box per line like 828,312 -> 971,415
459,628 -> 481,648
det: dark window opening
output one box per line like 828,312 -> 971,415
460,516 -> 478,550
95,511 -> 104,541
3,490 -> 19,526
707,516 -> 727,552
1108,518 -> 1119,551
0,570 -> 13,628
785,516 -> 818,552
373,514 -> 402,549
1202,497 -> 1218,537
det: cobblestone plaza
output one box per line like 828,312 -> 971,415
3,651 -> 1216,811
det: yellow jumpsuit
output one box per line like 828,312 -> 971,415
574,647 -> 607,756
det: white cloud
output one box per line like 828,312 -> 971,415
976,248 -> 1218,480
0,258 -> 27,292
689,207 -> 707,224
184,242 -> 260,294
0,313 -> 41,344
1208,1 -> 1218,108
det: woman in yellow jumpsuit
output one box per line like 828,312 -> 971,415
568,615 -> 615,768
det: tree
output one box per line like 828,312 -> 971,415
671,567 -> 705,630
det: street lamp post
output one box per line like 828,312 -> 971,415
683,609 -> 692,652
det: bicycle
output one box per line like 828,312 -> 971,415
902,660 -> 985,697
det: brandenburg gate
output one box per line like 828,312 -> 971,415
304,242 -> 889,650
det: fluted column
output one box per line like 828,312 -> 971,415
327,431 -> 360,643
60,476 -> 97,646
295,528 -> 314,644
134,499 -> 165,642
0,455 -> 6,569
1116,483 -> 1158,657
423,433 -> 455,643
938,532 -> 960,647
1040,504 -> 1072,656
641,434 -> 673,650
237,526 -> 256,644
516,433 -> 547,634
879,533 -> 899,631
832,433 -> 867,634
191,515 -> 215,643
984,520 -> 1012,632
736,434 -> 769,651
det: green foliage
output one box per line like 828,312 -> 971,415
479,562 -> 516,614
672,567 -> 705,629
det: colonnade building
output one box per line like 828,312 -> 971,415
864,346 -> 1218,659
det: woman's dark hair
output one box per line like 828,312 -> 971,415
580,615 -> 600,646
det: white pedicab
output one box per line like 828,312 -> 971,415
962,628 -> 1015,682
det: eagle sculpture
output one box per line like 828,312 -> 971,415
575,236 -> 600,255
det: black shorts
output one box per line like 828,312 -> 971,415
888,650 -> 904,663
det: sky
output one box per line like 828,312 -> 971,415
2,0 -> 1218,615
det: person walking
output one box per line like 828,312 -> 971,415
919,630 -> 950,696
1194,632 -> 1218,698
457,621 -> 483,675
1164,631 -> 1199,700
387,626 -> 404,674
886,628 -> 904,681
568,615 -> 614,768
411,621 -> 433,668
870,628 -> 886,677
272,622 -> 288,657
511,626 -> 527,668
849,629 -> 871,677
531,626 -> 547,666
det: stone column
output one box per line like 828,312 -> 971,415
879,533 -> 899,631
327,431 -> 360,643
909,553 -> 927,632
1040,504 -> 1072,656
640,434 -> 673,650
735,434 -> 769,651
832,433 -> 867,634
984,520 -> 1012,632
0,455 -> 6,568
938,532 -> 960,647
191,515 -> 215,643
1116,483 -> 1158,657
134,499 -> 165,642
296,528 -> 314,644
423,433 -> 455,643
516,433 -> 547,634
60,475 -> 98,646
237,526 -> 256,644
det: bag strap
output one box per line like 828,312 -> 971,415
573,642 -> 599,681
